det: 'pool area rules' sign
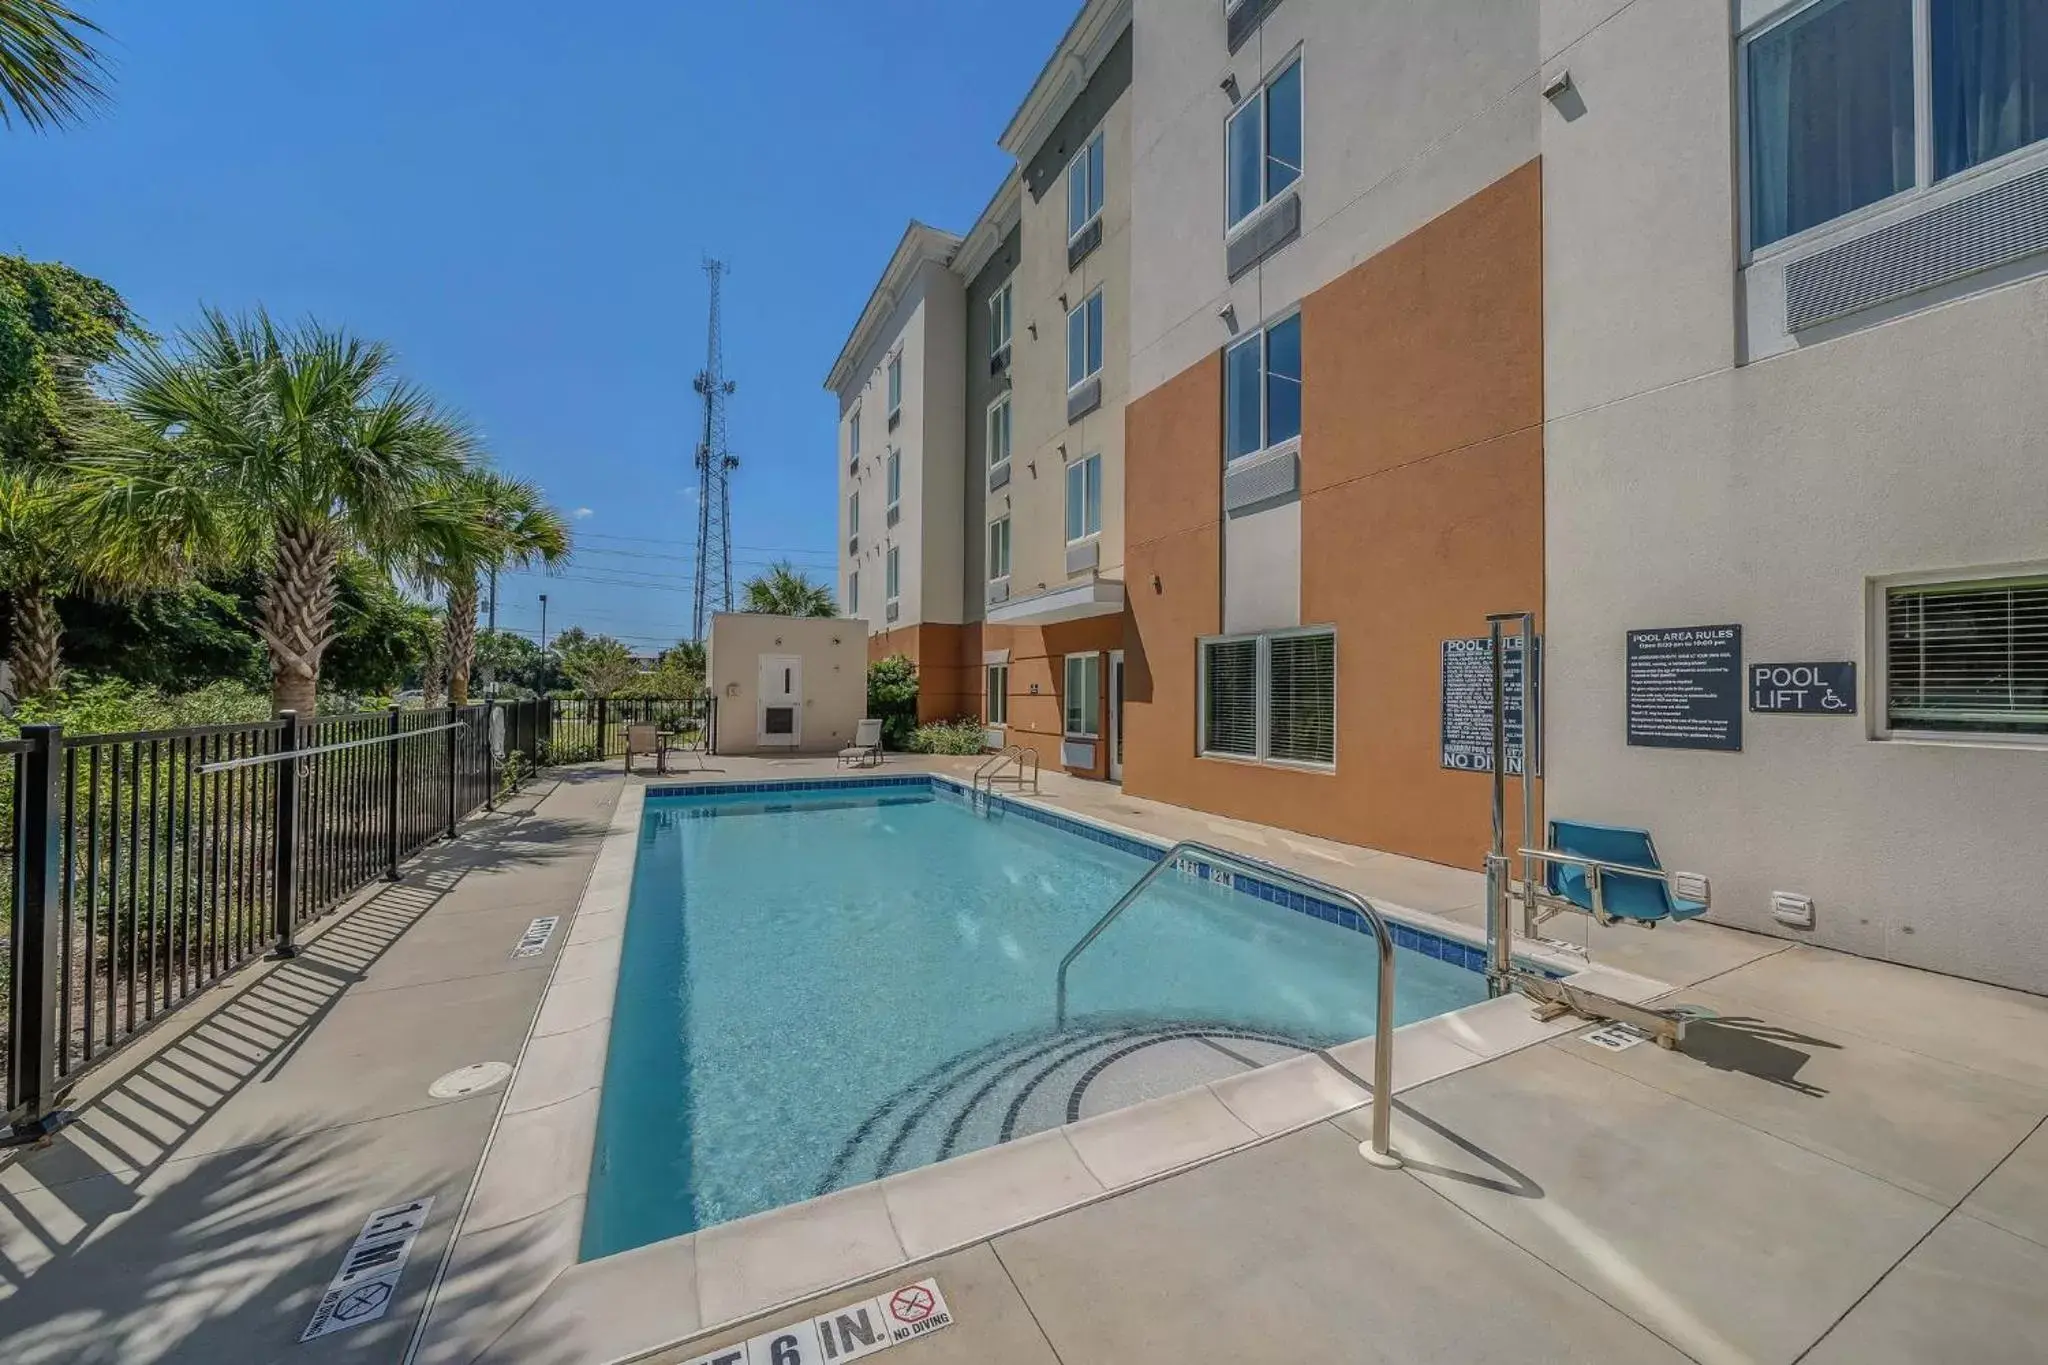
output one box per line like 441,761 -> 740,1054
1626,625 -> 1742,751
676,1278 -> 954,1364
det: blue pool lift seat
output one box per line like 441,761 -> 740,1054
1539,820 -> 1710,927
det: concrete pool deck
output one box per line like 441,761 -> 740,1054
4,757 -> 2046,1363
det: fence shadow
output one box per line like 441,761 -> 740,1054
0,780 -> 601,1365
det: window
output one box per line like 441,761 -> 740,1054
1200,629 -> 1336,766
1067,289 -> 1104,390
1745,0 -> 2048,251
989,281 -> 1013,360
1065,453 -> 1102,543
1224,311 -> 1302,462
986,395 -> 1012,470
848,490 -> 859,537
850,407 -> 861,458
848,570 -> 859,614
886,449 -> 901,512
1065,653 -> 1101,736
986,664 -> 1010,726
887,353 -> 903,417
1227,56 -> 1304,230
1935,0 -> 2048,178
1883,573 -> 2048,736
987,516 -> 1011,581
1067,130 -> 1106,241
885,546 -> 901,603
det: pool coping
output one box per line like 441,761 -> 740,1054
410,774 -> 1670,1365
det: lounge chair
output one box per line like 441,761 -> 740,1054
839,718 -> 883,768
624,723 -> 669,775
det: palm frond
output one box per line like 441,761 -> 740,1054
0,0 -> 107,132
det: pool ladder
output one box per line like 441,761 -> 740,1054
973,745 -> 1039,808
1053,840 -> 1402,1169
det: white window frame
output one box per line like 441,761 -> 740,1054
885,448 -> 901,515
1064,652 -> 1102,738
848,569 -> 859,615
986,394 -> 1012,472
1739,0 -> 2048,262
986,663 -> 1010,726
1065,452 -> 1103,545
848,489 -> 859,537
886,352 -> 903,418
988,280 -> 1013,360
1067,128 -> 1107,244
1870,560 -> 2048,747
849,406 -> 861,458
1067,288 -> 1105,393
1226,52 -> 1305,235
1197,626 -> 1337,771
1223,307 -> 1302,466
885,546 -> 901,605
986,515 -> 1011,583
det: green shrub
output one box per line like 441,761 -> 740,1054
867,654 -> 919,749
907,717 -> 990,756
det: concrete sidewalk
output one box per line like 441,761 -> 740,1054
0,768 -> 623,1365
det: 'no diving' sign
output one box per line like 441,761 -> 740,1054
677,1277 -> 955,1364
300,1197 -> 434,1342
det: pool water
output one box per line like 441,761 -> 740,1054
581,782 -> 1487,1258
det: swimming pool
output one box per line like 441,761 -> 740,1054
580,776 -> 1490,1259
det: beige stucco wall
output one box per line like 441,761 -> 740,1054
707,614 -> 869,755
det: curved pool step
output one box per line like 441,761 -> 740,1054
813,1018 -> 1312,1197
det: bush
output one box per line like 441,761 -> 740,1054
867,654 -> 919,749
907,717 -> 990,755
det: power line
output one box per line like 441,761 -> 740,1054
576,530 -> 836,558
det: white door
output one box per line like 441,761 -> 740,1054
1108,650 -> 1125,782
758,655 -> 802,749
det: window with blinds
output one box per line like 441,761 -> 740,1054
1268,632 -> 1336,764
1885,576 -> 2048,735
1201,630 -> 1334,765
1202,639 -> 1260,757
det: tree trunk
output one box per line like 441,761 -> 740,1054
445,575 -> 478,708
257,520 -> 341,718
10,580 -> 63,700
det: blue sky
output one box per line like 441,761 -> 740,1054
1,0 -> 1074,650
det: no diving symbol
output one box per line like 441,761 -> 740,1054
890,1285 -> 935,1324
334,1281 -> 391,1323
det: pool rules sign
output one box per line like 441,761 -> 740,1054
677,1277 -> 954,1364
1626,625 -> 1742,751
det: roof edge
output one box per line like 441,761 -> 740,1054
997,0 -> 1133,166
951,171 -> 1024,285
822,222 -> 965,394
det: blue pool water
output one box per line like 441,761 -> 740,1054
581,780 -> 1487,1258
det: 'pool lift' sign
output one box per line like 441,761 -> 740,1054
1749,661 -> 1857,715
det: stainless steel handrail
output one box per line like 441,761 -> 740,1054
1512,846 -> 1709,925
972,745 -> 1040,798
1053,840 -> 1401,1167
194,719 -> 471,774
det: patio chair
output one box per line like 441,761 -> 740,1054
1536,820 -> 1710,927
838,718 -> 884,769
624,723 -> 669,775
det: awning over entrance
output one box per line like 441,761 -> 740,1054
985,577 -> 1125,626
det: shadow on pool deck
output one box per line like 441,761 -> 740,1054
0,769 -> 621,1365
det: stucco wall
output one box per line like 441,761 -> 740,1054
708,614 -> 868,755
1541,0 -> 2048,992
963,224 -> 1022,622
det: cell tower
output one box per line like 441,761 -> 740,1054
691,258 -> 739,641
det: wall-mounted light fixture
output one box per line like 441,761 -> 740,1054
1152,574 -> 1162,594
1542,69 -> 1573,102
1220,73 -> 1241,102
1218,302 -> 1239,333
1058,292 -> 1069,311
1027,320 -> 1038,339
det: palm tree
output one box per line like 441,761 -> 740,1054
411,467 -> 571,706
78,309 -> 473,715
741,560 -> 836,618
0,1 -> 107,130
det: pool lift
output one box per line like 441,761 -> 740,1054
1481,611 -> 1700,1050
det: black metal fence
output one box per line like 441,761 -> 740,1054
2,692 -> 713,1138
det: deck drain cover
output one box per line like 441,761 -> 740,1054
429,1062 -> 512,1099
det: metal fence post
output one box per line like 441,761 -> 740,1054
6,724 -> 69,1143
484,698 -> 498,812
444,709 -> 459,840
269,711 -> 301,960
385,705 -> 402,881
595,699 -> 609,764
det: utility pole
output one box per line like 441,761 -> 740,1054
539,593 -> 549,656
483,566 -> 498,697
692,258 -> 739,642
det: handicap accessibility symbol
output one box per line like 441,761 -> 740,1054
334,1281 -> 392,1323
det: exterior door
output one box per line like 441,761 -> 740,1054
758,655 -> 802,749
1108,650 -> 1125,781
